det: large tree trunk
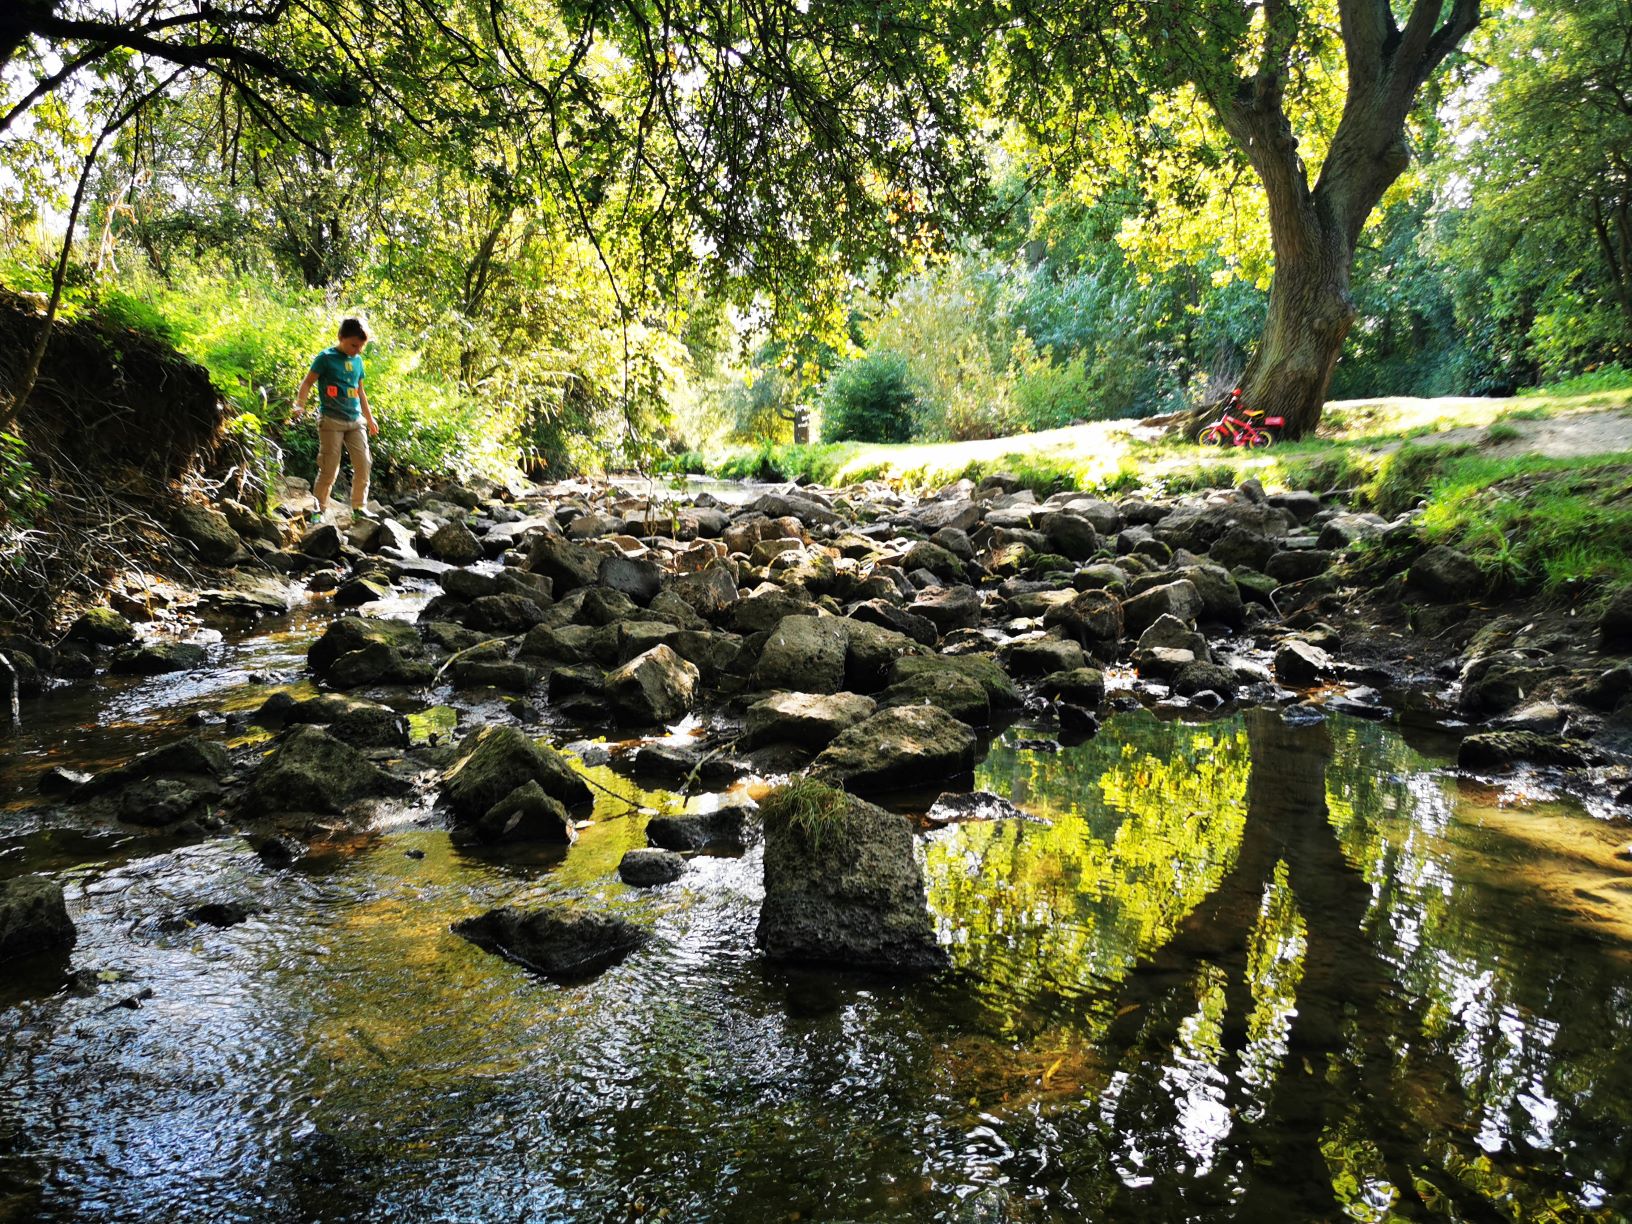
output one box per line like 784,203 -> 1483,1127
1239,222 -> 1356,438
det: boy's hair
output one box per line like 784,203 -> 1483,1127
338,317 -> 369,341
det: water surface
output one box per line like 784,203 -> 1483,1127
3,663 -> 1631,1220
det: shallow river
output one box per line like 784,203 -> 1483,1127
3,597 -> 1631,1222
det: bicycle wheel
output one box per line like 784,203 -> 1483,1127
1248,429 -> 1275,449
1199,425 -> 1229,447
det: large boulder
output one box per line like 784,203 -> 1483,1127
1274,639 -> 1335,687
1039,511 -> 1099,561
605,644 -> 699,726
598,554 -> 663,605
811,705 -> 977,794
847,600 -> 937,647
241,724 -> 403,816
667,564 -> 742,622
756,781 -> 946,971
440,726 -> 592,819
619,849 -> 686,886
753,615 -> 849,694
1000,636 -> 1088,678
0,875 -> 76,962
742,691 -> 878,748
453,904 -> 648,978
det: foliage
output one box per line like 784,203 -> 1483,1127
0,431 -> 48,529
818,350 -> 919,444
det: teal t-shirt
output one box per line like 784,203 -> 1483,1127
310,347 -> 364,421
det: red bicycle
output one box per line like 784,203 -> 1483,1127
1199,388 -> 1284,448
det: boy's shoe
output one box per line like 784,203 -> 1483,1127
306,508 -> 324,525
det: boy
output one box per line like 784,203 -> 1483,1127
293,317 -> 378,520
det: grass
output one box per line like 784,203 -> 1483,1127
760,776 -> 852,851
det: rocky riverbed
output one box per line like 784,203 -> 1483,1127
3,468 -> 1632,1219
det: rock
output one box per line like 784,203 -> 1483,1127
0,652 -> 16,726
1582,665 -> 1632,711
241,725 -> 403,816
1458,731 -> 1592,770
598,554 -> 662,604
1408,546 -> 1484,600
1042,588 -> 1123,645
1175,564 -> 1245,627
333,575 -> 392,607
753,615 -> 849,694
811,705 -> 977,794
298,522 -> 344,559
453,904 -> 648,978
909,585 -> 981,633
756,782 -> 946,971
1268,490 -> 1321,521
440,726 -> 592,818
1209,525 -> 1278,571
834,619 -> 926,691
647,801 -> 758,851
173,504 -> 244,564
326,641 -> 433,688
524,533 -> 601,593
1173,661 -> 1237,699
619,848 -> 686,886
1001,637 -> 1088,677
0,876 -> 76,962
1601,585 -> 1632,644
1265,550 -> 1334,583
901,540 -> 965,582
913,498 -> 982,534
847,599 -> 938,646
119,776 -> 220,826
1121,580 -> 1203,637
88,736 -> 230,792
38,765 -> 92,796
669,564 -> 741,621
465,593 -> 550,633
428,521 -> 483,565
878,667 -> 991,726
308,616 -> 422,677
1459,652 -> 1555,716
1040,667 -> 1105,707
1274,639 -> 1334,687
890,653 -> 1020,710
1039,511 -> 1099,561
66,606 -> 135,647
605,644 -> 699,726
462,780 -> 576,844
743,691 -> 878,748
1318,513 -> 1386,551
731,585 -> 815,633
925,791 -> 1034,826
110,640 -> 208,675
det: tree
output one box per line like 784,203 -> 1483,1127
997,0 -> 1481,436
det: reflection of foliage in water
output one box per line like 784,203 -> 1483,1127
1321,718 -> 1632,1219
926,716 -> 1249,1031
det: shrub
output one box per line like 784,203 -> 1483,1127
818,350 -> 919,443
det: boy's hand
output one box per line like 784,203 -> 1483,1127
366,417 -> 379,437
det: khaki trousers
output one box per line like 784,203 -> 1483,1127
315,417 -> 371,508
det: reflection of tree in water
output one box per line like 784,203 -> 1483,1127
930,711 -> 1632,1219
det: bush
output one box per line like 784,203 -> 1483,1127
819,350 -> 918,443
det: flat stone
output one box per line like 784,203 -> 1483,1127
453,904 -> 648,978
618,848 -> 686,886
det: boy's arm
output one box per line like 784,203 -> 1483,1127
359,385 -> 378,436
293,371 -> 317,418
